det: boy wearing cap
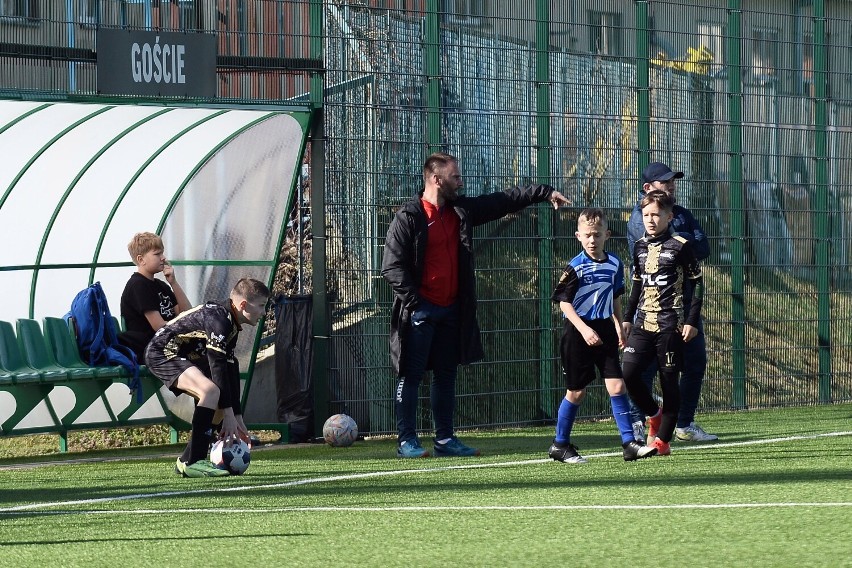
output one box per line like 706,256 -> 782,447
625,162 -> 718,443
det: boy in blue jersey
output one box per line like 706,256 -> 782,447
622,191 -> 704,457
548,208 -> 658,463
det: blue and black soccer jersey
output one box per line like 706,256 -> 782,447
552,251 -> 625,320
625,231 -> 703,333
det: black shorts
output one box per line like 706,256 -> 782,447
559,318 -> 623,391
622,327 -> 683,374
144,345 -> 209,395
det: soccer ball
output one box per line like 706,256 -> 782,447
210,438 -> 251,475
322,413 -> 358,447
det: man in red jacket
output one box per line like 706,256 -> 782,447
381,152 -> 569,458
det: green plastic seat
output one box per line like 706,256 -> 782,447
0,320 -> 46,384
0,367 -> 14,386
19,318 -> 118,426
42,317 -> 125,378
0,320 -> 55,433
16,319 -> 88,379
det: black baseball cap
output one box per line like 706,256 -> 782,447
641,162 -> 684,183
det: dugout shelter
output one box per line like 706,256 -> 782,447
0,8 -> 319,443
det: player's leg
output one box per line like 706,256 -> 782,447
598,322 -> 657,461
549,322 -> 592,464
605,377 -> 644,446
627,359 -> 659,436
675,319 -> 718,441
144,346 -> 228,477
395,300 -> 437,457
593,318 -> 634,445
610,373 -> 657,461
622,328 -> 661,417
174,366 -> 223,468
648,331 -> 683,455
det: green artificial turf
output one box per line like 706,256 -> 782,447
0,404 -> 850,567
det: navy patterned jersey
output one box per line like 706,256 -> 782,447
552,251 -> 625,320
148,299 -> 242,381
628,232 -> 702,332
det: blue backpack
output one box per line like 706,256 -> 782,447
64,282 -> 142,402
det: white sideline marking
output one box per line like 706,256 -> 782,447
3,502 -> 852,516
1,430 -> 850,515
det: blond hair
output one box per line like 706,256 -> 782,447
127,232 -> 164,264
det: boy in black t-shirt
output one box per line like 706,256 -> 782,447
118,232 -> 191,361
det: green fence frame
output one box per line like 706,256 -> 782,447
1,0 -> 851,439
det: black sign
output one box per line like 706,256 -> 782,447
97,29 -> 216,97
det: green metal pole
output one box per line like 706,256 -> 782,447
310,0 -> 330,435
425,0 -> 442,152
727,0 -> 747,408
635,0 -> 651,172
535,0 -> 554,417
813,0 -> 832,402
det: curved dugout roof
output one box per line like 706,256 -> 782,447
0,99 -> 309,359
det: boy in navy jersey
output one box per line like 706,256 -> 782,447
626,161 -> 716,442
622,191 -> 704,457
146,278 -> 269,478
548,208 -> 657,463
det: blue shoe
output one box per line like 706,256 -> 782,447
433,437 -> 481,457
397,439 -> 430,458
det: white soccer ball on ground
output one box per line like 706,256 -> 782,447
210,438 -> 251,475
322,413 -> 359,447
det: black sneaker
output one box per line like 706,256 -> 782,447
622,440 -> 658,461
548,441 -> 588,464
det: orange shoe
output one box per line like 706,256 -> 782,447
647,409 -> 662,441
652,437 -> 671,456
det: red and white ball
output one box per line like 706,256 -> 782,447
322,413 -> 358,447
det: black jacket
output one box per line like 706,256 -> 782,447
381,184 -> 557,375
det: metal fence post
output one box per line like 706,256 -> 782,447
535,0 -> 555,420
635,0 -> 651,172
813,0 -> 832,402
310,0 -> 330,434
727,0 -> 747,408
425,0 -> 442,152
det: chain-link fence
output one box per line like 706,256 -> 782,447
2,0 -> 850,435
319,1 -> 852,433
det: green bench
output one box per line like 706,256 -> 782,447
0,317 -> 181,451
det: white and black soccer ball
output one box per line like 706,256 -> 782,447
322,413 -> 358,447
210,438 -> 251,475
